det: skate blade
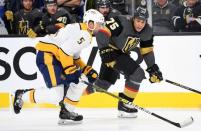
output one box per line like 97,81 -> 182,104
58,119 -> 83,125
118,111 -> 138,118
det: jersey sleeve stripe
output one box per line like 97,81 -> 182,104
99,27 -> 111,37
140,47 -> 153,55
79,23 -> 88,31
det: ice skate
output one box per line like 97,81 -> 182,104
118,101 -> 138,118
13,89 -> 33,114
58,102 -> 83,125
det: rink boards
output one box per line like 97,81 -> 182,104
0,36 -> 201,108
1,92 -> 201,109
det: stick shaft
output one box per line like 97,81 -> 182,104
165,79 -> 201,94
87,47 -> 98,66
83,81 -> 184,128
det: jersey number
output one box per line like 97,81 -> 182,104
106,18 -> 119,30
77,37 -> 85,44
57,17 -> 68,24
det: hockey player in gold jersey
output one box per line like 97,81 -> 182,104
13,9 -> 105,124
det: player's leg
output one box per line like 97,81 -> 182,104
58,75 -> 88,124
95,63 -> 119,91
13,51 -> 65,113
13,86 -> 65,114
83,63 -> 119,95
114,54 -> 145,118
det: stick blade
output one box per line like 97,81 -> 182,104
179,116 -> 194,128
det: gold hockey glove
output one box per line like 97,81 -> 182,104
27,28 -> 37,38
5,10 -> 13,21
146,64 -> 163,83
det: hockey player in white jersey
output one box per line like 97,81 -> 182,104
13,9 -> 105,124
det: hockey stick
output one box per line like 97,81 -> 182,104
165,79 -> 201,94
82,81 -> 194,128
87,47 -> 98,66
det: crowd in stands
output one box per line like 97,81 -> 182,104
153,0 -> 201,33
0,0 -> 84,35
0,0 -> 201,36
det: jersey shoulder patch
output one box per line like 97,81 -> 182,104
79,23 -> 88,31
105,17 -> 123,36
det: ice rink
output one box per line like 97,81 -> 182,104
0,108 -> 200,131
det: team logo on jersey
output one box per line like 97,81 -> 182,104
122,36 -> 140,53
19,20 -> 29,34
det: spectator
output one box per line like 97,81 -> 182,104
0,0 -> 8,35
85,0 -> 96,10
57,0 -> 84,21
33,0 -> 75,37
172,0 -> 201,32
4,0 -> 21,13
73,0 -> 85,21
4,0 -> 20,34
0,0 -> 5,19
12,0 -> 43,36
86,0 -> 128,15
4,0 -> 44,13
110,0 -> 128,15
96,0 -> 121,20
169,0 -> 183,7
0,17 -> 8,34
152,0 -> 177,33
33,0 -> 44,9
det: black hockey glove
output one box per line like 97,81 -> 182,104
146,64 -> 163,83
82,65 -> 98,83
99,47 -> 122,63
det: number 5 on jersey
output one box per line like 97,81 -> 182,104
77,37 -> 85,44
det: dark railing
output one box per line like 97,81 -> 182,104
0,34 -> 27,38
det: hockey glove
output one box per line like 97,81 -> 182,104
27,28 -> 37,38
5,10 -> 13,21
55,23 -> 65,29
146,64 -> 163,83
82,66 -> 98,83
99,47 -> 122,63
65,70 -> 82,84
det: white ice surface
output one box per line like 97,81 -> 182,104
0,108 -> 200,131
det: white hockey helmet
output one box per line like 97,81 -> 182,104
83,9 -> 105,30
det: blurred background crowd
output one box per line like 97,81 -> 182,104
0,0 -> 201,36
